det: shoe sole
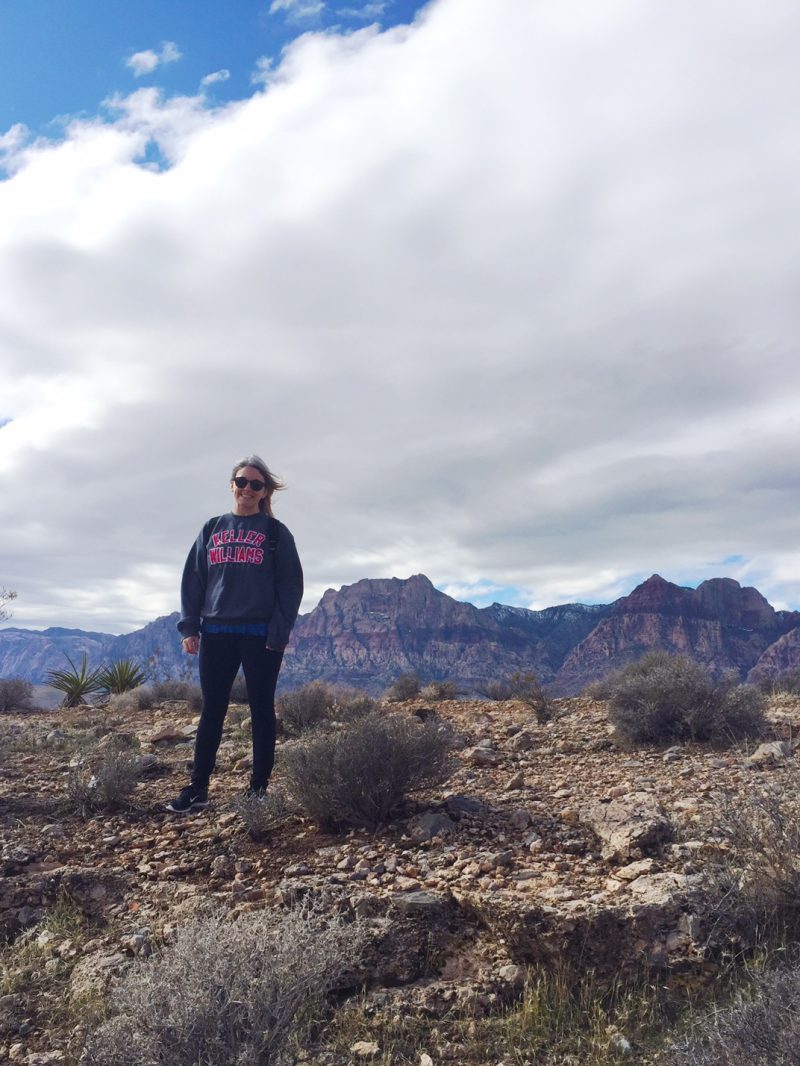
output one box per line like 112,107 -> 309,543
164,799 -> 210,813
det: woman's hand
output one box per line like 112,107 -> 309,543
182,636 -> 200,655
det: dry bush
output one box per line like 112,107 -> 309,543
234,786 -> 294,840
66,738 -> 141,814
106,689 -> 149,715
420,680 -> 458,701
82,903 -> 366,1066
481,672 -> 552,723
329,688 -> 378,722
600,653 -> 766,746
149,679 -> 202,712
384,672 -> 421,702
281,710 -> 454,830
703,769 -> 800,948
758,668 -> 800,696
277,681 -> 337,734
0,678 -> 34,713
666,964 -> 800,1065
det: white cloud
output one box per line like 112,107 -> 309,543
1,0 -> 800,634
338,3 -> 387,18
269,0 -> 326,20
200,69 -> 231,88
251,56 -> 275,86
126,41 -> 182,77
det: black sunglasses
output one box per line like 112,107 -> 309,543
233,476 -> 266,491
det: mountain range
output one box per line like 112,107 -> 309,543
2,573 -> 799,695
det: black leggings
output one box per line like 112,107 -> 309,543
192,632 -> 283,791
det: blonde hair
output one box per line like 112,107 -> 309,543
230,455 -> 285,517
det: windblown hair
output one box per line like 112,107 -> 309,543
230,455 -> 285,517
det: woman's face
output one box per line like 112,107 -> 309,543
231,465 -> 269,516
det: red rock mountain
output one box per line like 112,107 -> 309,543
554,575 -> 800,694
2,573 -> 799,695
281,574 -> 608,692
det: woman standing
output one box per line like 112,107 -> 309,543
166,455 -> 303,813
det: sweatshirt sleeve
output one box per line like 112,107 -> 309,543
266,524 -> 304,650
177,523 -> 210,637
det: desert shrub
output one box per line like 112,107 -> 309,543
666,963 -> 800,1065
602,653 -> 766,746
482,678 -> 515,700
0,678 -> 34,712
481,671 -> 552,723
106,688 -> 153,714
331,688 -> 378,722
420,680 -> 458,701
384,672 -> 421,702
66,738 -> 141,814
82,903 -> 366,1066
149,679 -> 202,712
702,769 -> 800,947
277,681 -> 337,735
47,653 -> 105,708
97,659 -> 147,695
758,668 -> 800,696
281,710 -> 454,830
234,786 -> 294,840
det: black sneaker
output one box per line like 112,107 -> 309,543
165,786 -> 209,813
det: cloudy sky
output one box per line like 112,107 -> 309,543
1,0 -> 799,635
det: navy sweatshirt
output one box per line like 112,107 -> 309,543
177,512 -> 304,650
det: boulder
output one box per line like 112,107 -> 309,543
580,792 -> 674,861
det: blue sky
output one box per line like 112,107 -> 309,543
1,0 -> 425,137
1,0 -> 799,633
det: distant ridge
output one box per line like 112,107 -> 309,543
2,573 -> 799,694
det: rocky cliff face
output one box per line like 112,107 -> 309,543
3,573 -> 799,694
281,574 -> 606,692
0,615 -> 191,688
554,575 -> 800,694
748,627 -> 800,685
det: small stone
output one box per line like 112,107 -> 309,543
505,771 -> 524,791
746,741 -> 792,769
407,812 -> 456,842
464,746 -> 499,767
498,963 -> 525,986
350,1040 -> 380,1058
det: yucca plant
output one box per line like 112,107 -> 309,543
47,653 -> 105,708
98,659 -> 147,694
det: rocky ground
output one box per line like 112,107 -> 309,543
2,693 -> 800,1065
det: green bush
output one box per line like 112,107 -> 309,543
600,653 -> 766,746
0,678 -> 34,712
98,660 -> 147,694
384,673 -> 421,702
47,653 -> 105,708
82,904 -> 366,1066
277,681 -> 337,734
281,710 -> 454,830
